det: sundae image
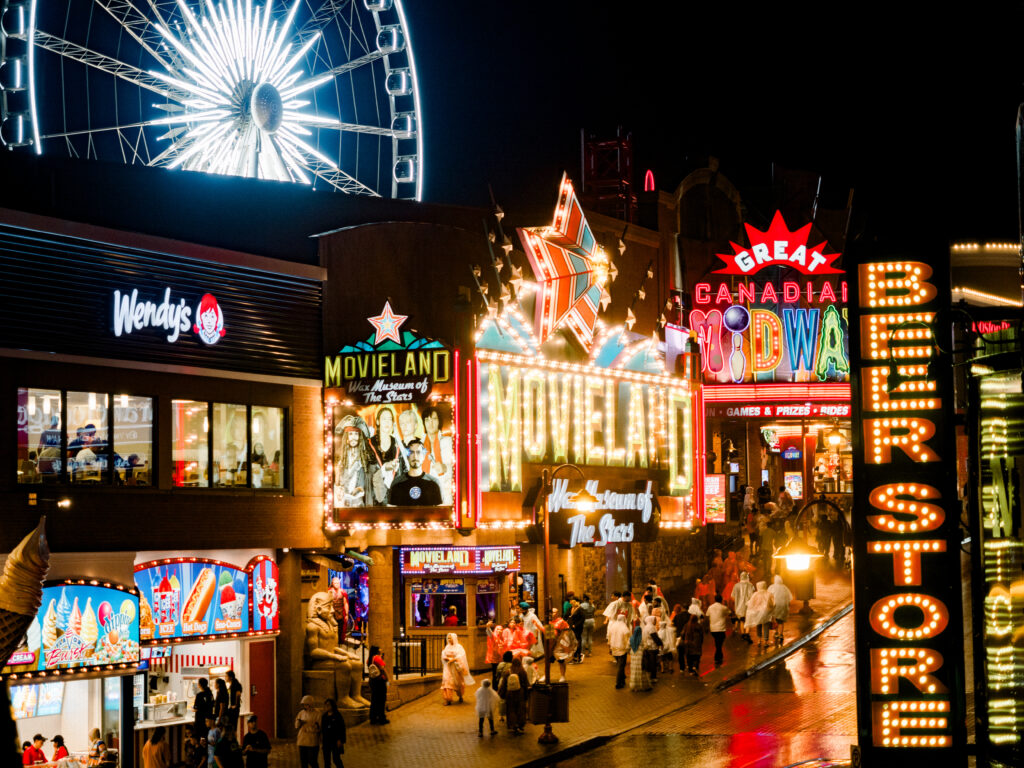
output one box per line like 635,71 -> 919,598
218,572 -> 244,621
139,594 -> 155,638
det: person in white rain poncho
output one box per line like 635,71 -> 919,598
744,580 -> 775,649
731,572 -> 755,644
607,613 -> 631,689
440,633 -> 474,704
687,597 -> 704,618
767,575 -> 794,645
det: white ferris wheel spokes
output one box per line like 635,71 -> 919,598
0,0 -> 423,200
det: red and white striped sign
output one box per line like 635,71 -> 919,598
171,654 -> 234,674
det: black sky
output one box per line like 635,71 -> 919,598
404,3 -> 1024,243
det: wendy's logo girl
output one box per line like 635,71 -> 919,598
193,293 -> 226,345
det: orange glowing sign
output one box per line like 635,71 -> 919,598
849,258 -> 966,762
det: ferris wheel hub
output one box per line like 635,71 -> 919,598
250,83 -> 283,134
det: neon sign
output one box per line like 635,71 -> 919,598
112,287 -> 226,345
399,546 -> 521,575
478,354 -> 694,496
690,213 -> 848,386
548,479 -> 659,547
713,210 -> 843,275
849,258 -> 967,760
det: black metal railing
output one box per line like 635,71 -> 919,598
392,634 -> 446,676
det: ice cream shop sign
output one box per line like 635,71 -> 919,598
3,581 -> 141,678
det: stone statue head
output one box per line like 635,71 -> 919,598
308,592 -> 337,629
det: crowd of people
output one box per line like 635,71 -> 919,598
743,482 -> 849,570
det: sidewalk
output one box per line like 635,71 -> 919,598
269,565 -> 851,768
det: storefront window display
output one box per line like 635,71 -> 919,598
410,579 -> 466,627
213,402 -> 248,487
327,563 -> 369,640
250,406 -> 284,488
114,395 -> 154,485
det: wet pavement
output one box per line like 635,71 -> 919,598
552,611 -> 856,767
267,564 -> 853,768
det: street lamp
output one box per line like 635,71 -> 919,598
772,536 -> 822,608
536,464 -> 597,745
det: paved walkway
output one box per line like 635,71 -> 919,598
269,565 -> 851,768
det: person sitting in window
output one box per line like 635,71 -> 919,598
219,443 -> 244,485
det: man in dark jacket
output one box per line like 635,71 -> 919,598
568,599 -> 585,662
320,698 -> 347,768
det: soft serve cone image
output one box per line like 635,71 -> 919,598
69,597 -> 82,636
55,587 -> 71,632
80,597 -> 98,653
42,598 -> 58,650
26,616 -> 41,654
0,517 -> 50,664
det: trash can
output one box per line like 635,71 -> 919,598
788,568 -> 815,601
528,682 -> 569,724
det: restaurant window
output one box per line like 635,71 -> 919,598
67,392 -> 109,484
213,403 -> 248,487
17,388 -> 153,486
251,406 -> 284,489
16,388 -> 62,484
114,395 -> 154,486
171,399 -> 209,487
171,402 -> 286,490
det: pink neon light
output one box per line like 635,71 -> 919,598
644,170 -> 655,192
702,383 -> 850,402
453,347 -> 461,528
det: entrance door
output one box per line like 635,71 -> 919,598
248,640 -> 275,733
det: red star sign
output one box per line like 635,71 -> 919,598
367,301 -> 408,345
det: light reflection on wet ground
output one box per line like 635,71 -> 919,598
554,613 -> 856,768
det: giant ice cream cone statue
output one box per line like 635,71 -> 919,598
0,517 -> 50,665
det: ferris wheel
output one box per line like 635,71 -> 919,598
0,0 -> 423,200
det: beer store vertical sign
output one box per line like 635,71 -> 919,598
849,255 -> 967,763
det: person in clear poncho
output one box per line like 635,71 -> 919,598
440,633 -> 474,705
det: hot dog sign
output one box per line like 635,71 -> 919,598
134,560 -> 249,641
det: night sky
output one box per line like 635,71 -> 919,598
405,3 -> 1024,244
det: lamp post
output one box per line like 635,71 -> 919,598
537,464 -> 597,745
772,536 -> 822,611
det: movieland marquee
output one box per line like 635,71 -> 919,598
477,352 -> 697,497
848,254 -> 967,763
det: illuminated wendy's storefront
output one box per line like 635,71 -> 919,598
684,211 -> 851,519
320,175 -> 702,668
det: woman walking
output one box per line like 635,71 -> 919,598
294,696 -> 320,768
440,633 -> 473,704
627,624 -> 651,691
682,613 -> 704,676
366,645 -> 390,724
607,612 -> 631,689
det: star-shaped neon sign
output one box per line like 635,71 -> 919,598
518,173 -> 612,349
367,301 -> 408,345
